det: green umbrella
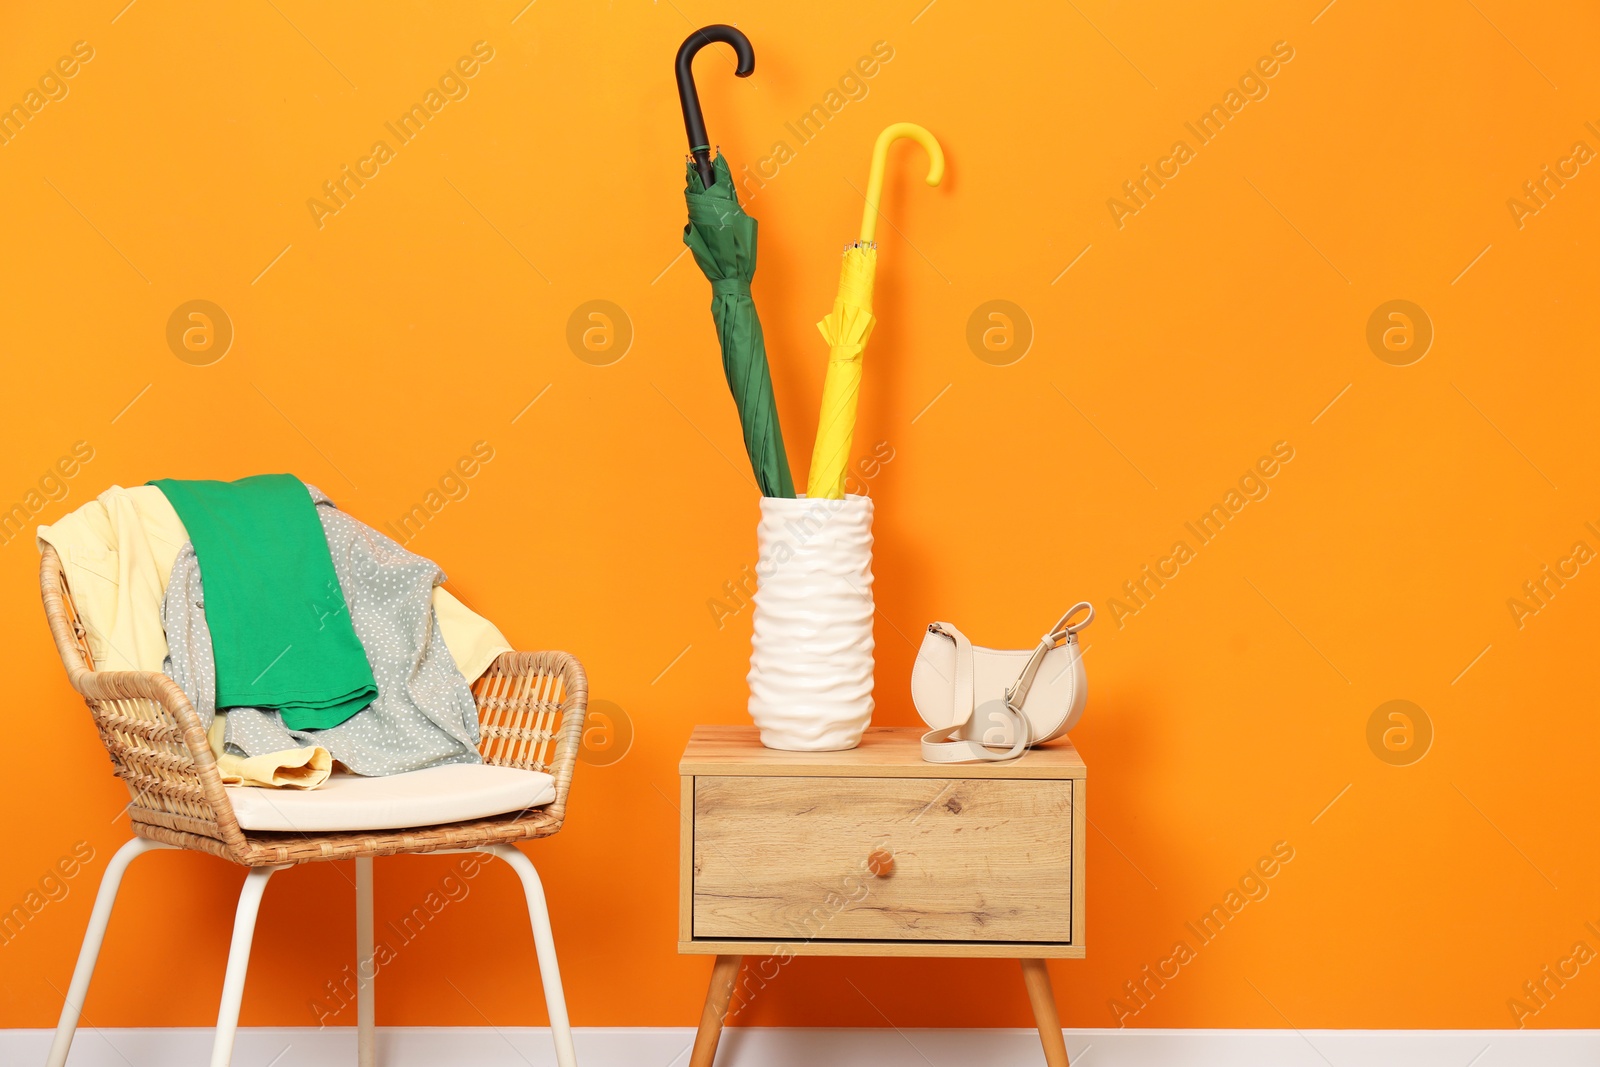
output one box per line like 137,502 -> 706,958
682,153 -> 794,498
676,26 -> 794,499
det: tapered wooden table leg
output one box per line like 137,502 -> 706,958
1020,958 -> 1071,1067
689,955 -> 743,1067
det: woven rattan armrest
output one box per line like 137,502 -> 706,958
74,668 -> 253,859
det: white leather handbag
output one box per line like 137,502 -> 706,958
910,603 -> 1094,763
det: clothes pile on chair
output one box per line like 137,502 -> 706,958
37,475 -> 512,789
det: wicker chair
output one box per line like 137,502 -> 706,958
38,544 -> 586,1067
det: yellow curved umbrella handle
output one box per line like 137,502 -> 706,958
859,122 -> 945,245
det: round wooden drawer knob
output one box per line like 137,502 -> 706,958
866,848 -> 895,877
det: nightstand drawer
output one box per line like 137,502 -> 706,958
692,774 -> 1073,944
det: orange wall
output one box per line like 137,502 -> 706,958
2,0 -> 1597,1033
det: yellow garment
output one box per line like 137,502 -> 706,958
208,716 -> 332,787
37,485 -> 187,672
434,586 -> 513,682
38,487 -> 511,788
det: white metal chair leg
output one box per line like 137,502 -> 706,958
482,844 -> 577,1067
208,865 -> 282,1067
46,838 -> 172,1067
356,856 -> 376,1067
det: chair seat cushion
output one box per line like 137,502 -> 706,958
226,763 -> 556,832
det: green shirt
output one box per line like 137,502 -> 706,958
150,474 -> 376,730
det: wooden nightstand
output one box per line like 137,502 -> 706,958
679,725 -> 1086,1066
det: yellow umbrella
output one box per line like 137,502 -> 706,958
807,123 -> 944,500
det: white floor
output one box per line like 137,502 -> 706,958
5,1026 -> 1597,1066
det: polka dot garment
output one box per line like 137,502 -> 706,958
161,485 -> 481,776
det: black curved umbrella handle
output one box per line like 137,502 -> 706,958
676,25 -> 755,189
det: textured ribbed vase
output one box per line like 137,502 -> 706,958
747,494 -> 875,750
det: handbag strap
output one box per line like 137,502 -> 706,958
1005,602 -> 1094,711
920,602 -> 1095,764
920,704 -> 1031,763
940,620 -> 976,728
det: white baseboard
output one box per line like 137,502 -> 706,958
5,1025 -> 1595,1065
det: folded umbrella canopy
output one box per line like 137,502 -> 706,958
808,123 -> 945,500
677,26 -> 795,498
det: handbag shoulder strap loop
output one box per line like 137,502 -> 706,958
1005,601 -> 1095,711
1057,601 -> 1095,636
